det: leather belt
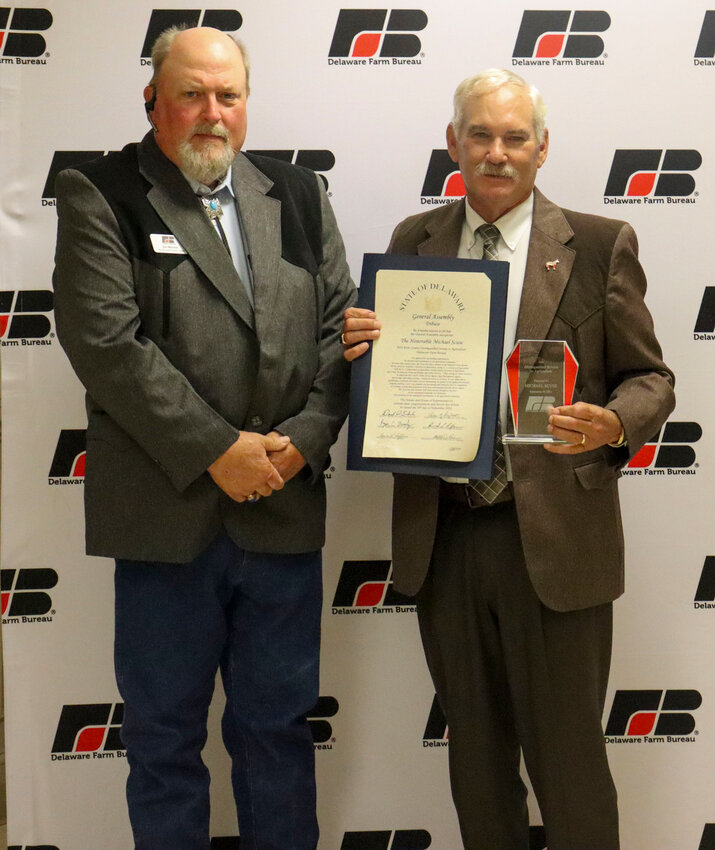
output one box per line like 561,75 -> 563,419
439,479 -> 514,509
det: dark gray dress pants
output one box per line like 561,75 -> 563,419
416,498 -> 619,850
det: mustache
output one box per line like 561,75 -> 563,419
475,161 -> 518,179
191,123 -> 230,141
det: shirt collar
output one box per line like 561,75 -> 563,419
464,190 -> 534,254
183,166 -> 235,198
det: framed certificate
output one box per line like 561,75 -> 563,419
347,253 -> 509,478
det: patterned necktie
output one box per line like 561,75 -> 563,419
467,224 -> 509,505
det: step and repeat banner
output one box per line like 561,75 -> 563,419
1,2 -> 714,848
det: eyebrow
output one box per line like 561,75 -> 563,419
467,124 -> 530,135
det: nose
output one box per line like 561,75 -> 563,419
486,137 -> 507,163
201,94 -> 221,124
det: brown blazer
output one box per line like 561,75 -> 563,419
389,188 -> 675,611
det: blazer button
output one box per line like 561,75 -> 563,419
250,415 -> 263,428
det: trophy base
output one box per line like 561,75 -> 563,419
502,435 -> 569,445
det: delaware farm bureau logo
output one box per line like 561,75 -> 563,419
695,287 -> 715,340
621,421 -> 701,477
0,290 -> 54,347
695,10 -> 715,65
9,845 -> 61,850
0,7 -> 52,63
603,149 -> 701,206
42,151 -> 113,204
246,149 -> 335,191
340,831 -> 432,849
328,9 -> 427,66
309,696 -> 339,750
512,10 -> 610,66
420,150 -> 464,206
51,703 -> 125,762
423,695 -> 448,747
695,556 -> 715,610
48,429 -> 86,485
331,560 -> 415,615
604,689 -> 702,744
1,567 -> 57,624
140,9 -> 242,63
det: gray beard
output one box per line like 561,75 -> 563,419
178,139 -> 236,185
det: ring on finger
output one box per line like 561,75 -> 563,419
246,492 -> 261,503
340,333 -> 347,345
580,433 -> 587,447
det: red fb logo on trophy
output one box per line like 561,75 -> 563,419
504,340 -> 578,443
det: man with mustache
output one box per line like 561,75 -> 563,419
343,69 -> 674,848
53,26 -> 355,850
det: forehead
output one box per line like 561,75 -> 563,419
462,85 -> 535,131
159,37 -> 246,89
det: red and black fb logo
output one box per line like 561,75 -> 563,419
140,9 -> 242,59
604,690 -> 702,738
512,10 -> 610,59
340,831 -> 432,850
423,695 -> 448,743
246,149 -> 335,191
695,287 -> 715,335
1,568 -> 57,617
420,150 -> 465,199
0,290 -> 53,342
695,10 -> 715,58
332,560 -> 415,609
328,9 -> 427,59
604,149 -> 702,198
0,7 -> 52,57
626,421 -> 701,470
307,695 -> 339,743
48,429 -> 86,481
695,556 -> 715,604
51,703 -> 124,754
700,825 -> 715,850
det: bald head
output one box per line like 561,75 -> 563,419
144,26 -> 249,185
149,26 -> 250,92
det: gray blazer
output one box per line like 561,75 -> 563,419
53,133 -> 356,562
389,189 -> 675,611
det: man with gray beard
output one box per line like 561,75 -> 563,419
53,26 -> 355,850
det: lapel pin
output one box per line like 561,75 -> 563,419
545,259 -> 560,271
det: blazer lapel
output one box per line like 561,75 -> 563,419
416,199 -> 465,257
137,134 -> 255,332
515,188 -> 575,342
230,154 -> 283,344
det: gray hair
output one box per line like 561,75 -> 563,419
451,68 -> 547,143
148,26 -> 250,93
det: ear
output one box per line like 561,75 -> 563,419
446,123 -> 459,163
143,85 -> 155,107
537,128 -> 549,168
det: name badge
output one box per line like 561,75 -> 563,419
150,233 -> 186,255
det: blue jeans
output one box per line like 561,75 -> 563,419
114,533 -> 322,850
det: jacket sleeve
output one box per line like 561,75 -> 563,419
53,168 -> 238,493
273,178 -> 357,477
602,222 -> 675,456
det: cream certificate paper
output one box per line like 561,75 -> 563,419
363,268 -> 492,461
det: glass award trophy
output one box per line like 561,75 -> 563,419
503,340 -> 579,444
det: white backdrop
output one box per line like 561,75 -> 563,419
1,2 -> 714,848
